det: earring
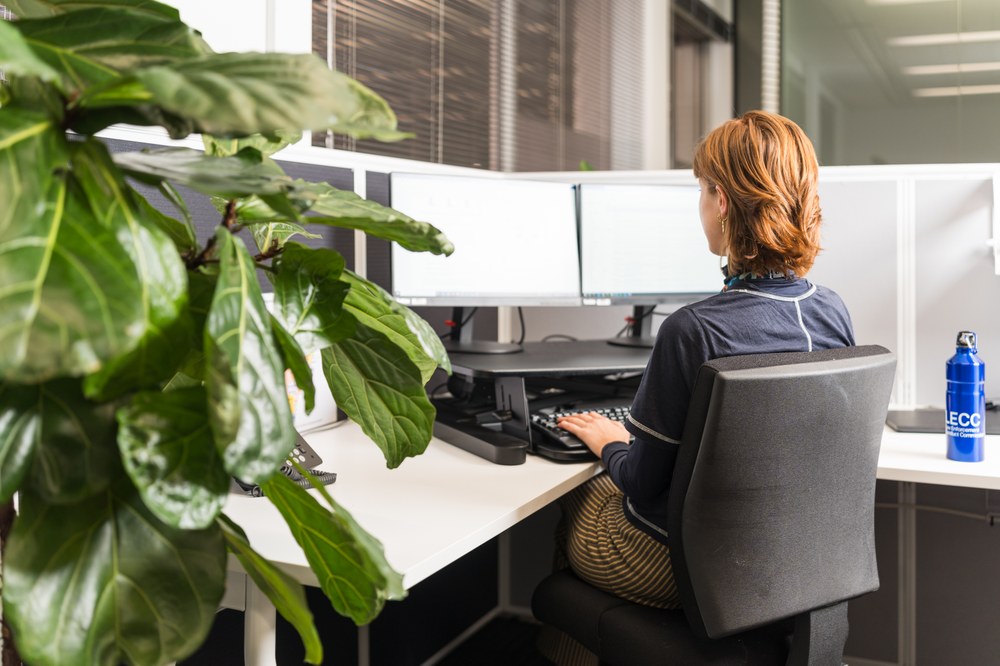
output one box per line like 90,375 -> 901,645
719,215 -> 727,234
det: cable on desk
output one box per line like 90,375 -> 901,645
616,308 -> 677,338
517,306 -> 526,345
440,307 -> 479,339
429,381 -> 451,399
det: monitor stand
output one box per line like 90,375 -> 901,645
607,305 -> 656,349
444,307 -> 522,355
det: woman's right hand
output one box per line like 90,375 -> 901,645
557,412 -> 630,457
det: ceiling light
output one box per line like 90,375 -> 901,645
904,61 -> 1000,75
889,30 -> 1000,46
912,84 -> 1000,97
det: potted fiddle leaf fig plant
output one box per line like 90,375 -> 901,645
0,1 -> 454,664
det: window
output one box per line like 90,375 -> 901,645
780,0 -> 1000,165
672,1 -> 733,167
312,0 -> 646,171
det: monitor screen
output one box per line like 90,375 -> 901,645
390,173 -> 582,306
579,183 -> 722,305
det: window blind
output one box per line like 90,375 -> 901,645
312,0 -> 645,172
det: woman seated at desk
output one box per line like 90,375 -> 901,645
541,110 -> 856,665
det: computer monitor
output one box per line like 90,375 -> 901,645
390,172 -> 581,353
578,183 -> 722,347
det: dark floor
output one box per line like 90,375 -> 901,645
180,611 -> 553,665
437,615 -> 553,666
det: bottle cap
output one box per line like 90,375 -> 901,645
956,331 -> 977,350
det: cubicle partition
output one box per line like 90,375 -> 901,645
99,124 -> 1000,665
520,164 -> 1000,413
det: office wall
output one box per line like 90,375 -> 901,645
169,0 -> 311,54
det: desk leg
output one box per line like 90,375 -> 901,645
244,579 -> 278,666
898,482 -> 916,666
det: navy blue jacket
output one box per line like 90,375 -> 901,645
604,276 -> 856,543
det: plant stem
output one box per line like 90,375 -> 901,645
0,500 -> 21,666
223,200 -> 238,229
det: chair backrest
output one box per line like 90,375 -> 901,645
666,345 -> 896,640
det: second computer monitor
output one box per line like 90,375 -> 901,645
579,183 -> 722,305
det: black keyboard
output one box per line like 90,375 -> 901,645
530,406 -> 631,450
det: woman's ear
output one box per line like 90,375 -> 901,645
716,188 -> 729,219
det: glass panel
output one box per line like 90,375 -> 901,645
782,0 -> 1000,165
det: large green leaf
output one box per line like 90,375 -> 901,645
205,229 -> 295,483
322,323 -> 435,468
5,485 -> 227,666
70,100 -> 198,138
203,129 -> 302,158
0,19 -> 64,86
128,181 -> 198,254
2,75 -> 66,120
116,386 -> 229,529
218,514 -> 322,664
269,314 -> 316,415
342,270 -> 450,381
337,76 -> 412,141
302,182 -> 454,256
262,472 -> 405,625
65,139 -> 191,400
93,52 -> 405,140
186,268 -> 217,341
16,379 -> 118,504
12,38 -> 117,95
16,7 -> 212,95
113,146 -> 294,199
2,0 -> 182,20
249,221 -> 321,255
0,384 -> 42,503
0,109 -> 151,383
271,242 -> 354,354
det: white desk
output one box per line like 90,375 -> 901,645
224,424 -> 1000,666
878,427 -> 1000,490
223,421 -> 602,665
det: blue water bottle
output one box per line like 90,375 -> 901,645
946,331 -> 986,462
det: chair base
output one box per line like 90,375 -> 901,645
787,602 -> 849,666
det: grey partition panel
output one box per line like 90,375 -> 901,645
522,305 -> 635,343
915,485 -> 1000,665
102,138 -> 355,286
365,171 -> 392,290
914,178 -> 998,406
810,180 -> 898,355
844,480 -> 900,664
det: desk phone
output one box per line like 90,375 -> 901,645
233,431 -> 338,497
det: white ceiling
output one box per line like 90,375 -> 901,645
783,0 -> 1000,108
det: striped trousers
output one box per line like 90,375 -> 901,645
538,473 -> 680,665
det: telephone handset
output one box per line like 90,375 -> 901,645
233,431 -> 337,497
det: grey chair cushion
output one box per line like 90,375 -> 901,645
533,570 -> 789,665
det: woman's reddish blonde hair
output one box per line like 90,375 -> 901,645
692,110 -> 822,277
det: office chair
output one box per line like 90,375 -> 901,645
532,345 -> 896,665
